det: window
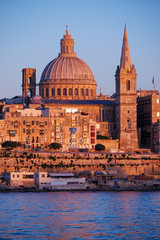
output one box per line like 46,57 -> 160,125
91,89 -> 93,97
69,88 -> 73,96
57,88 -> 61,96
63,88 -> 67,96
86,89 -> 89,96
36,121 -> 39,125
32,121 -> 34,125
42,89 -> 44,97
127,119 -> 131,129
157,112 -> 160,117
126,80 -> 130,90
81,88 -> 84,96
157,99 -> 159,104
52,88 -> 55,96
23,120 -> 25,125
26,129 -> 31,135
45,121 -> 47,125
46,88 -> 49,97
74,88 -> 78,96
23,128 -> 25,133
106,115 -> 110,122
32,129 -> 34,133
40,129 -> 44,135
29,77 -> 32,84
23,175 -> 34,179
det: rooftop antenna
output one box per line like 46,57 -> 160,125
152,74 -> 155,91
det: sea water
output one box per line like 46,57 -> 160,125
0,191 -> 160,239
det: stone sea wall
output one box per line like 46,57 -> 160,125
0,151 -> 160,178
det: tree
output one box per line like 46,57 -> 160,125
48,142 -> 62,150
97,134 -> 109,140
95,144 -> 105,151
2,141 -> 22,149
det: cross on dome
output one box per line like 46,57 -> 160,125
66,24 -> 69,35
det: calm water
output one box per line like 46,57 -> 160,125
0,192 -> 160,239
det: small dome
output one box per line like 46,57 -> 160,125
30,95 -> 44,104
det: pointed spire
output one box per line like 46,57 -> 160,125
120,24 -> 131,70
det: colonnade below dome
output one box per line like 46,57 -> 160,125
39,84 -> 97,100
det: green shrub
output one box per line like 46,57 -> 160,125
97,135 -> 109,140
95,144 -> 105,151
2,141 -> 22,149
48,142 -> 62,150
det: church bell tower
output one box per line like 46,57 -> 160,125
115,24 -> 138,151
22,68 -> 36,105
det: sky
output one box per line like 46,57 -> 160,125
0,0 -> 160,98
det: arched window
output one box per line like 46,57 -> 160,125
91,89 -> 93,97
126,80 -> 130,91
81,88 -> 84,96
42,89 -> 44,97
57,88 -> 61,96
46,88 -> 49,97
63,88 -> 67,96
86,89 -> 89,96
127,119 -> 131,129
29,77 -> 32,85
28,89 -> 32,98
52,88 -> 55,96
74,88 -> 78,96
69,88 -> 73,96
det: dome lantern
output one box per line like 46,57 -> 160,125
59,25 -> 76,57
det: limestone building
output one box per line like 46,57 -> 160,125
1,24 -> 158,152
137,91 -> 160,150
1,105 -> 96,150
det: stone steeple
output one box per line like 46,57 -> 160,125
120,24 -> 131,70
59,25 -> 76,57
115,24 -> 138,151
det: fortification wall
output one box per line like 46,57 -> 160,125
0,151 -> 160,178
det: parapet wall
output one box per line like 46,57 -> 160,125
0,151 -> 160,178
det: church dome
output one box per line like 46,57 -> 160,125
39,25 -> 97,100
40,56 -> 95,84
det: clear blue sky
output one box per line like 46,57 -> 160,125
0,0 -> 160,98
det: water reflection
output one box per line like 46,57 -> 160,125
0,192 -> 160,239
